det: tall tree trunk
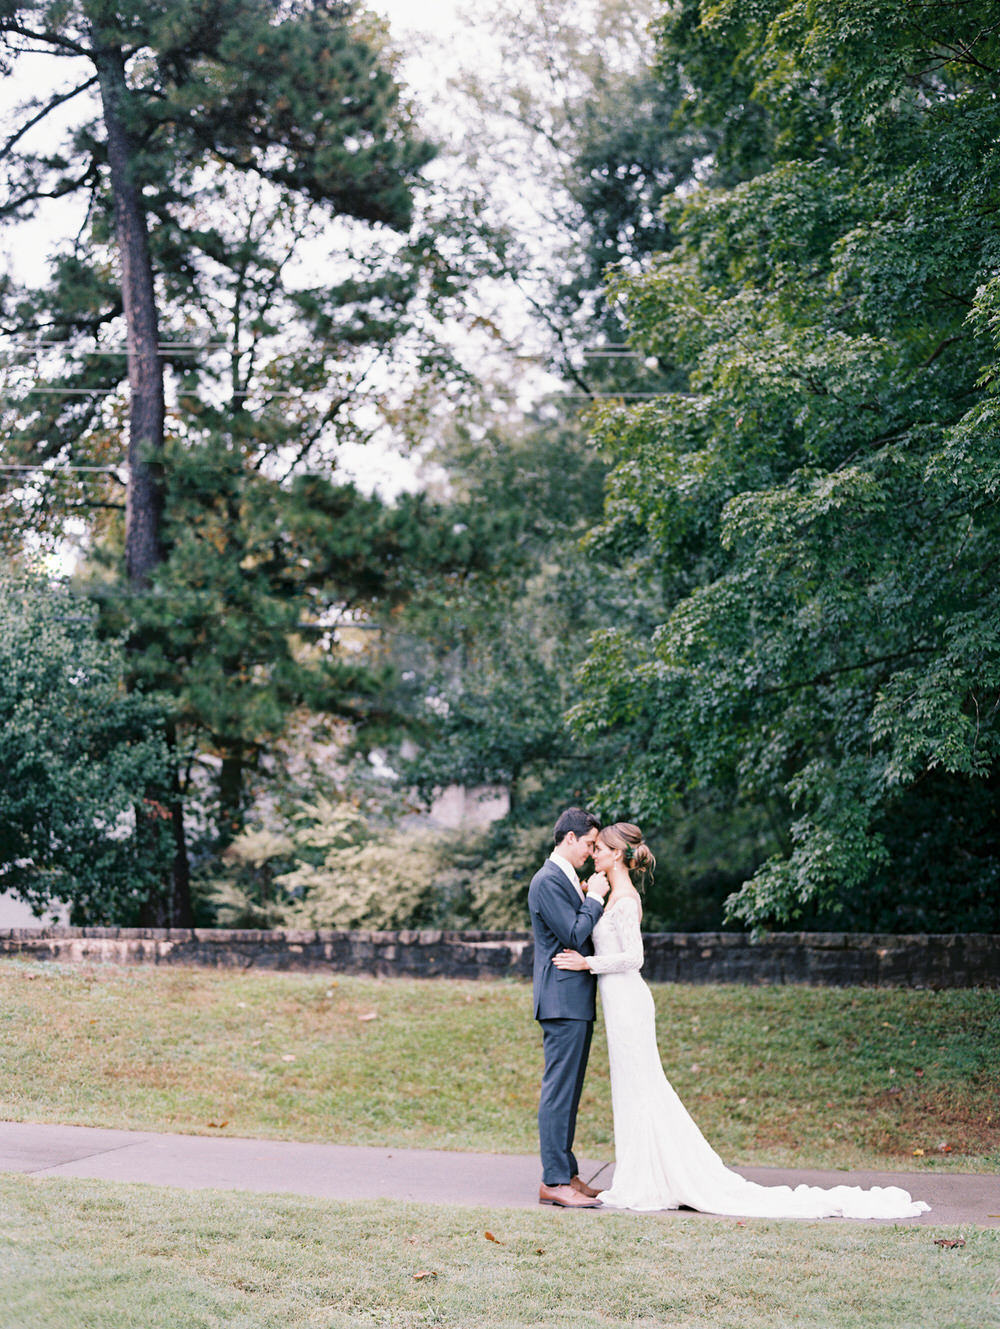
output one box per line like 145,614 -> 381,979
92,25 -> 192,924
92,43 -> 165,588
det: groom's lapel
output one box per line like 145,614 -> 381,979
550,858 -> 582,905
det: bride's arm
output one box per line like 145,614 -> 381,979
586,898 -> 644,975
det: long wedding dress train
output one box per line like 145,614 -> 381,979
588,897 -> 930,1219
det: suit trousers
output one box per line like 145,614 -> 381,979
538,1016 -> 593,1185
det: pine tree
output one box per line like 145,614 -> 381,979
0,0 -> 437,921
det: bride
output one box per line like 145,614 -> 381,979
552,822 -> 930,1220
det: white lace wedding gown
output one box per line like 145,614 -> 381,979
589,896 -> 930,1219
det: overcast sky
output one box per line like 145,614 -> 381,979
372,0 -> 463,36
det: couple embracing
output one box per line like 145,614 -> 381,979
528,807 -> 931,1221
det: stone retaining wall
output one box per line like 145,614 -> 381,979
1,926 -> 997,986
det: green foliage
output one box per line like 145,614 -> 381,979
0,0 -> 496,912
389,415 -> 639,831
205,796 -> 556,932
102,437 -> 489,844
212,800 -> 453,930
575,0 -> 1000,929
0,570 -> 170,920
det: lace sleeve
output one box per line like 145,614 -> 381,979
587,897 -> 644,975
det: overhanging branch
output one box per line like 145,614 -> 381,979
0,74 -> 99,162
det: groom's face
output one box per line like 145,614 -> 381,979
565,828 -> 599,870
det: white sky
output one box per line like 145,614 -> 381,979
371,0 -> 464,37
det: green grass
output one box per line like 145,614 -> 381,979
1,958 -> 998,1172
1,1172 -> 995,1329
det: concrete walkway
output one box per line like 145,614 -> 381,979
1,1121 -> 994,1225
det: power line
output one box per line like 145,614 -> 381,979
2,340 -> 651,360
23,387 -> 117,395
15,386 -> 303,397
0,345 -> 230,356
0,463 -> 124,473
0,340 -> 373,357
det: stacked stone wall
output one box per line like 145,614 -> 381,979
1,927 -> 996,986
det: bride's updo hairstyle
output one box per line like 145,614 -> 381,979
601,822 -> 655,887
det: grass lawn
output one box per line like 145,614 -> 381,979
0,958 -> 997,1172
1,1172 -> 994,1329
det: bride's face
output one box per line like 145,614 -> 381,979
593,837 -> 617,874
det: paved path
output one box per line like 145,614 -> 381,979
1,1121 -> 994,1225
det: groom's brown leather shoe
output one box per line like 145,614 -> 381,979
570,1174 -> 601,1198
539,1182 -> 601,1208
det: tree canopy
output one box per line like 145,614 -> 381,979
3,0 -> 999,934
0,0 -> 467,920
0,572 -> 171,921
573,0 -> 1000,929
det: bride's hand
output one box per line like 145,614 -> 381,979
552,949 -> 590,971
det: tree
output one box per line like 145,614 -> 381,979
573,0 -> 1000,930
0,0 -> 433,578
118,443 -> 498,845
388,409 -> 666,848
390,0 -> 699,796
1,0 -> 443,918
451,0 -> 709,398
0,569 -> 171,922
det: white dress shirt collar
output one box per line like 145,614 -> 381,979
549,850 -> 583,899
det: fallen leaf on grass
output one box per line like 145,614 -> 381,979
912,1148 -> 925,1156
413,1271 -> 437,1280
484,1231 -> 503,1245
933,1238 -> 965,1249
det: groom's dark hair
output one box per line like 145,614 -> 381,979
553,807 -> 600,845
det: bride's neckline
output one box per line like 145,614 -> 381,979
604,891 -> 642,920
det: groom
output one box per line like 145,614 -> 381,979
528,806 -> 608,1208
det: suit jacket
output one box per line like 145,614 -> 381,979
528,858 -> 603,1021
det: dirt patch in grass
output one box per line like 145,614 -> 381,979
863,1083 -> 1000,1159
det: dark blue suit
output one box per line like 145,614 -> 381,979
528,857 -> 604,1185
